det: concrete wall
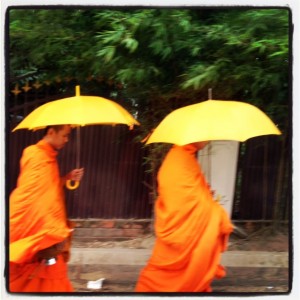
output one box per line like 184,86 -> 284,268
198,141 -> 239,217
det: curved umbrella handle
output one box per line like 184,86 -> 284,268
66,179 -> 80,190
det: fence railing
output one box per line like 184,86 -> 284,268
7,86 -> 291,221
8,122 -> 154,219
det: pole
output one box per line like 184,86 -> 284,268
66,85 -> 81,190
208,88 -> 212,100
76,126 -> 80,169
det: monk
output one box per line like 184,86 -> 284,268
135,142 -> 233,292
9,125 -> 84,292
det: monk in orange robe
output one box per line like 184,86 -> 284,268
9,125 -> 84,293
135,142 -> 233,292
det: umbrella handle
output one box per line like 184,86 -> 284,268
66,180 -> 80,190
66,126 -> 81,190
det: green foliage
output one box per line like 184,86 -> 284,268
181,9 -> 289,108
9,9 -> 99,81
9,8 -> 289,113
9,7 -> 290,169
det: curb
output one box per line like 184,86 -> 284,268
69,248 -> 288,268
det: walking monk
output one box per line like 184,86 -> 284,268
9,125 -> 84,292
135,142 -> 233,292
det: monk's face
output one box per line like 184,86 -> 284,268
48,125 -> 71,150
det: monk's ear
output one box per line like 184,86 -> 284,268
47,128 -> 55,136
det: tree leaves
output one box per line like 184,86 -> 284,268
9,7 -> 290,126
121,37 -> 139,53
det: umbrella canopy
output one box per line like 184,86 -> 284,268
146,100 -> 281,145
12,85 -> 139,131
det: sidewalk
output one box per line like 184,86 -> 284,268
69,247 -> 288,268
67,234 -> 290,293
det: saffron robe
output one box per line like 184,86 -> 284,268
9,139 -> 73,292
135,144 -> 233,292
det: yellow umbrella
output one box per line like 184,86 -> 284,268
13,85 -> 139,131
13,85 -> 140,189
146,99 -> 281,145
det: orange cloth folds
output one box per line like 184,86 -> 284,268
9,140 -> 73,292
135,144 -> 233,292
9,255 -> 73,292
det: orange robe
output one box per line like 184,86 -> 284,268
135,144 -> 233,292
9,139 -> 73,292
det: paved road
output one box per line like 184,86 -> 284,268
68,264 -> 289,293
68,247 -> 290,294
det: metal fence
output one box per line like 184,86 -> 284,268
232,134 -> 291,221
7,123 -> 154,219
7,85 -> 291,221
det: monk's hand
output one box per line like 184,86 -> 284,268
68,168 -> 84,181
35,241 -> 66,261
65,168 -> 84,190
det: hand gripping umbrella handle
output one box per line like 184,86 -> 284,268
66,126 -> 81,190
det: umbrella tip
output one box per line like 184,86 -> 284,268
208,88 -> 212,100
76,85 -> 80,96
